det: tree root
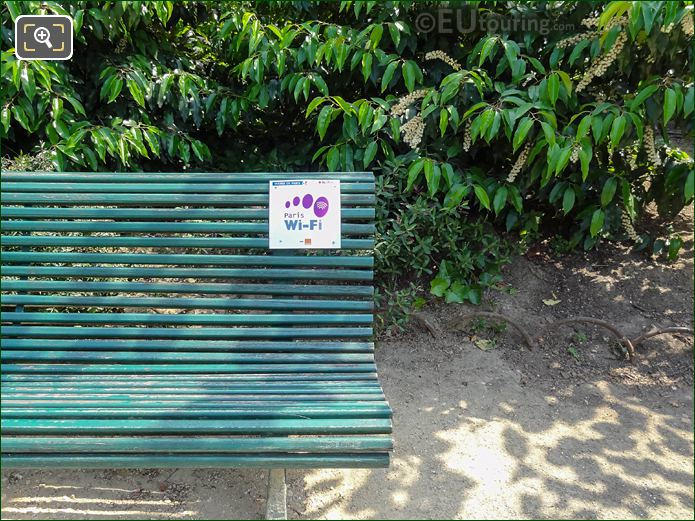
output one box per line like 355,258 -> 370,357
631,326 -> 694,347
412,312 -> 439,338
448,310 -> 693,362
451,312 -> 535,350
549,317 -> 636,360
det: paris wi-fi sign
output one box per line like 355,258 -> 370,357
269,179 -> 341,249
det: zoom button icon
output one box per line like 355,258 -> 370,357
15,15 -> 73,60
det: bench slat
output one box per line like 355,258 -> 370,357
1,436 -> 392,453
0,339 -> 374,353
2,326 -> 373,339
2,280 -> 373,296
2,418 -> 392,434
2,252 -> 373,267
2,182 -> 374,193
3,398 -> 387,407
1,220 -> 374,235
1,312 -> 373,326
2,373 -> 378,383
1,171 -> 375,182
1,266 -> 372,280
2,362 -> 377,373
1,453 -> 390,468
1,236 -> 374,249
1,295 -> 373,311
1,407 -> 390,419
1,193 -> 375,205
0,351 -> 374,364
1,206 -> 375,220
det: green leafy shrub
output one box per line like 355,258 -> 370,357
1,1 -> 693,319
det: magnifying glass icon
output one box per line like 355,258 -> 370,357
33,26 -> 52,48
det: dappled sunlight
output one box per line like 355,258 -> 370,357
1,469 -> 264,520
286,336 -> 693,520
2,485 -> 199,519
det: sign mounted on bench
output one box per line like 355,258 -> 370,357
269,179 -> 341,249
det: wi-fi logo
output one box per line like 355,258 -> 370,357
313,196 -> 329,218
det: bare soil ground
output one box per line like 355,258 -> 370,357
2,212 -> 693,519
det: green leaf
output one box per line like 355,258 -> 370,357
540,121 -> 556,146
579,141 -> 592,180
668,237 -> 683,261
369,24 -> 383,49
191,140 -> 206,162
562,187 -> 575,214
363,141 -> 377,168
361,53 -> 373,83
381,60 -> 398,92
513,117 -> 533,151
479,37 -> 497,66
312,75 -> 329,96
425,164 -> 441,196
293,77 -> 305,101
108,77 -> 124,103
663,88 -> 677,126
82,147 -> 98,170
11,106 -> 30,131
439,109 -> 448,137
406,158 -> 425,190
316,105 -> 332,141
389,117 -> 400,143
569,40 -> 590,66
590,208 -> 605,237
555,146 -> 572,175
609,115 -> 626,148
143,130 -> 160,157
547,73 -> 559,107
685,170 -> 694,202
157,74 -> 173,107
684,88 -> 694,118
528,56 -> 545,74
1,107 -> 10,132
388,22 -> 401,48
326,146 -> 340,170
485,111 -> 501,142
445,281 -> 469,303
444,183 -> 468,208
493,186 -> 508,215
306,97 -> 326,117
20,66 -> 36,102
591,115 -> 603,144
508,185 -> 523,212
630,85 -> 658,110
403,60 -> 417,92
127,78 -> 145,107
333,96 -> 354,115
473,184 -> 491,210
63,95 -> 86,116
344,143 -> 356,171
601,177 -> 618,206
577,115 -> 592,140
430,277 -> 450,297
641,2 -> 658,34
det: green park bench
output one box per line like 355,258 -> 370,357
0,171 -> 392,518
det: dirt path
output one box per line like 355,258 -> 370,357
2,213 -> 693,519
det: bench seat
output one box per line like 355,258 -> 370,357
1,171 -> 392,469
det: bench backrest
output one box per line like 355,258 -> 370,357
1,172 -> 377,375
